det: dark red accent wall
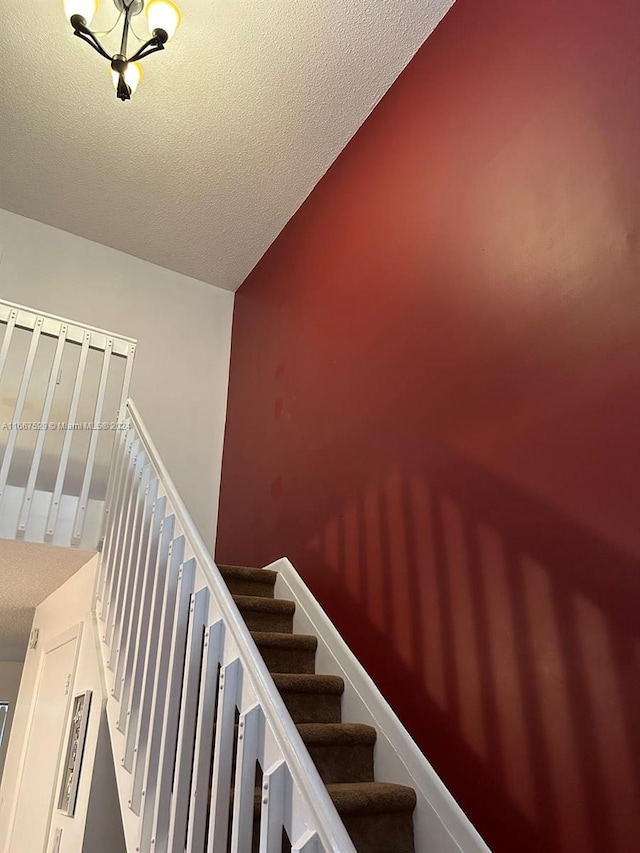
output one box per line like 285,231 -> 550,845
216,0 -> 640,850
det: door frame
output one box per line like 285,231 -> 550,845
4,623 -> 83,853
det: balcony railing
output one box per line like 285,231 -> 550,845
0,299 -> 136,548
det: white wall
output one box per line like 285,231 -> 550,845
0,209 -> 234,551
81,713 -> 127,853
0,555 -> 123,853
0,663 -> 23,785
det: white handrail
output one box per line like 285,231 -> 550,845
0,299 -> 136,355
99,399 -> 356,853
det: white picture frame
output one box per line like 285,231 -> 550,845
57,690 -> 92,817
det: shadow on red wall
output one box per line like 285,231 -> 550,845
269,442 -> 640,853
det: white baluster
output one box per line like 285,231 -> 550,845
0,315 -> 44,505
207,658 -> 242,853
259,760 -> 292,853
45,330 -> 91,541
72,337 -> 114,545
16,325 -> 68,538
231,704 -> 266,853
186,621 -> 224,852
166,586 -> 211,853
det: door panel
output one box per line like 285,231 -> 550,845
9,631 -> 79,853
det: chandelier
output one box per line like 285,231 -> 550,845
63,0 -> 181,101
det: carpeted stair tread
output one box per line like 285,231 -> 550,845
233,594 -> 295,632
218,565 -> 278,598
273,674 -> 344,722
326,783 -> 417,815
299,724 -> 376,784
221,564 -> 418,852
251,631 -> 317,650
297,723 -> 377,746
272,673 -> 344,695
251,631 -> 317,674
218,565 -> 278,585
232,594 -> 295,614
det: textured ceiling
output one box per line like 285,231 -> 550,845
0,0 -> 453,292
0,540 -> 95,661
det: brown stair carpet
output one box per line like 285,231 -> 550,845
251,632 -> 318,674
219,565 -> 416,853
232,595 -> 295,633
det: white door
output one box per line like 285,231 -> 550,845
8,627 -> 80,853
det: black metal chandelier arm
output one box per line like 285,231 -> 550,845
72,28 -> 113,61
127,37 -> 165,63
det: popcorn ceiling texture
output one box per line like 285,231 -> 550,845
0,540 -> 94,661
0,0 -> 454,292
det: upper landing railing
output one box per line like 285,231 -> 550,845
0,299 -> 136,549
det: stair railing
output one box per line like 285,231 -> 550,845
0,298 -> 136,548
95,399 -> 357,853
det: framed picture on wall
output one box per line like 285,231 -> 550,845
57,690 -> 92,817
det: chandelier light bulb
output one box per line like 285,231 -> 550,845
146,0 -> 181,41
112,61 -> 143,95
63,0 -> 98,25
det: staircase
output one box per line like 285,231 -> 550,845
94,400 -> 489,853
0,301 -> 489,852
218,565 -> 417,853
